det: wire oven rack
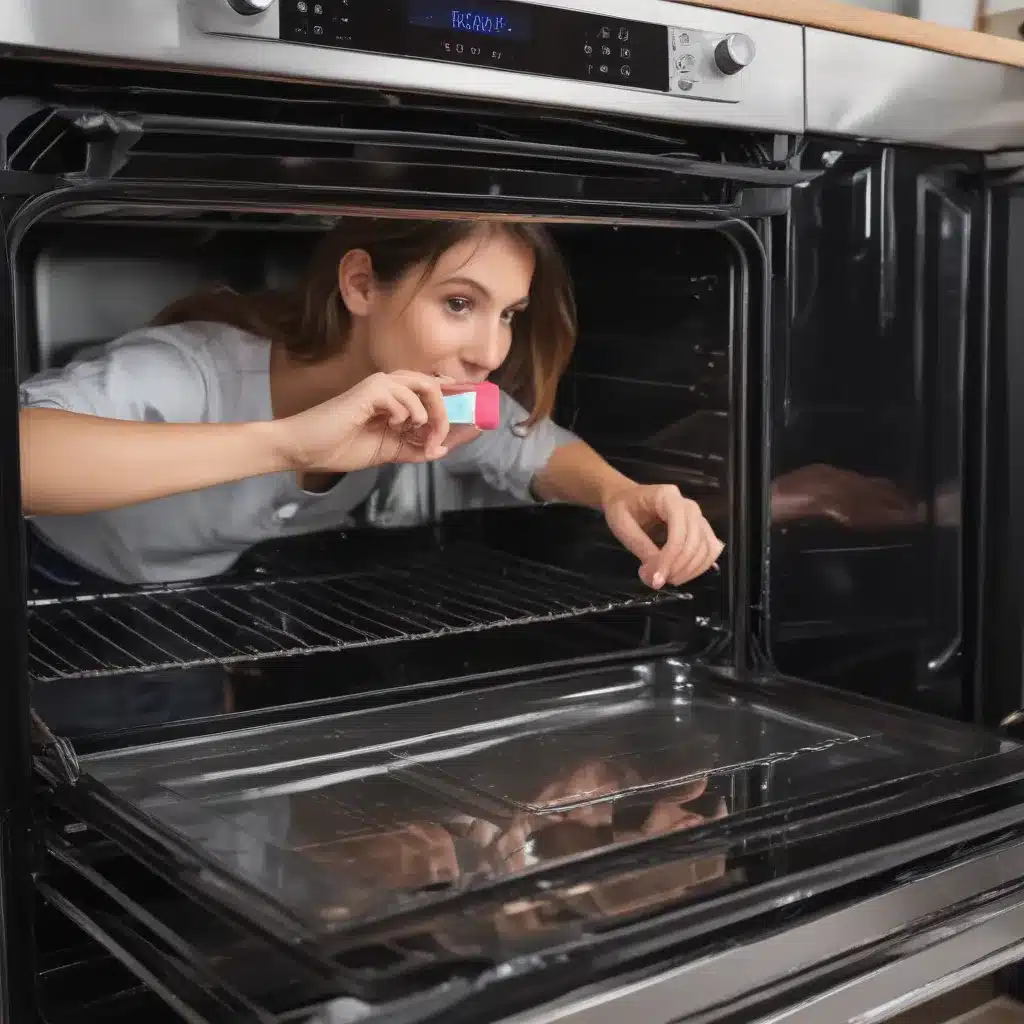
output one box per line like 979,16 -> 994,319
27,543 -> 691,683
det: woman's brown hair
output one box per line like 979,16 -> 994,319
152,217 -> 577,425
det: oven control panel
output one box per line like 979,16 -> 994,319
203,0 -> 753,104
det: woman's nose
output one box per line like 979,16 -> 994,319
464,320 -> 509,374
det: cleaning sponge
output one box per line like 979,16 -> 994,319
441,381 -> 500,430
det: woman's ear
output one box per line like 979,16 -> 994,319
337,249 -> 376,317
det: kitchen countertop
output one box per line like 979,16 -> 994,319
679,0 -> 1024,66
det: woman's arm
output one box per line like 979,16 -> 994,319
20,408 -> 288,515
531,439 -> 632,508
533,439 -> 723,589
21,371 -> 455,516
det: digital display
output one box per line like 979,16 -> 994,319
280,0 -> 670,96
407,0 -> 532,42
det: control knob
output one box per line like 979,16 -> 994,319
714,32 -> 755,75
227,0 -> 276,13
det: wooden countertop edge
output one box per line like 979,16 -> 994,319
676,0 -> 1024,68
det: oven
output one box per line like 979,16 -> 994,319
2,2 -> 1024,1023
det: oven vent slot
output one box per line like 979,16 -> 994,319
26,543 -> 691,683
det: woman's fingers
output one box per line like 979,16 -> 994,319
605,501 -> 661,567
364,377 -> 428,430
394,372 -> 451,455
367,388 -> 419,432
642,487 -> 718,588
666,530 -> 711,586
363,372 -> 454,461
667,518 -> 723,584
605,485 -> 723,589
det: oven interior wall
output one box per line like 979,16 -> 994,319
18,217 -> 735,743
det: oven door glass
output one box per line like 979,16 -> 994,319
69,657 -> 1024,965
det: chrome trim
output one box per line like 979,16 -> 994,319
755,906 -> 1024,1024
0,0 -> 803,132
497,836 -> 1024,1023
806,28 -> 1024,151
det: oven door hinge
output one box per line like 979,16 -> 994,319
30,709 -> 81,788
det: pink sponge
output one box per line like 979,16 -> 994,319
441,381 -> 500,430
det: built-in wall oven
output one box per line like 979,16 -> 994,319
3,2 -> 1024,1022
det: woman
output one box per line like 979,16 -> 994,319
19,217 -> 723,588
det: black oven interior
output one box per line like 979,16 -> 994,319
18,213 -> 737,744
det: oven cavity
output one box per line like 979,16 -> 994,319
18,215 -> 736,699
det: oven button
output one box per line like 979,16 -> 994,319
275,502 -> 299,522
601,45 -> 611,55
599,64 -> 609,74
677,78 -> 694,91
620,65 -> 630,77
714,32 -> 756,75
676,54 -> 694,71
584,44 -> 593,54
620,47 -> 630,58
598,26 -> 611,39
227,0 -> 276,12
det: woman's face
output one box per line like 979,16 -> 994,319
338,228 -> 535,382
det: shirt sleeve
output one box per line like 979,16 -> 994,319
19,329 -> 214,424
440,389 -> 578,502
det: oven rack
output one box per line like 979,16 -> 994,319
26,543 -> 690,683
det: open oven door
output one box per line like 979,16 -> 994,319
35,656 -> 1024,1024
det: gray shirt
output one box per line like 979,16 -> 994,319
20,322 -> 577,585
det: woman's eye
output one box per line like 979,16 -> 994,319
445,297 -> 472,315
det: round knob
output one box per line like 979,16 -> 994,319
227,0 -> 275,14
714,33 -> 755,75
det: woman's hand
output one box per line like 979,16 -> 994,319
603,483 -> 724,590
275,370 -> 478,474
